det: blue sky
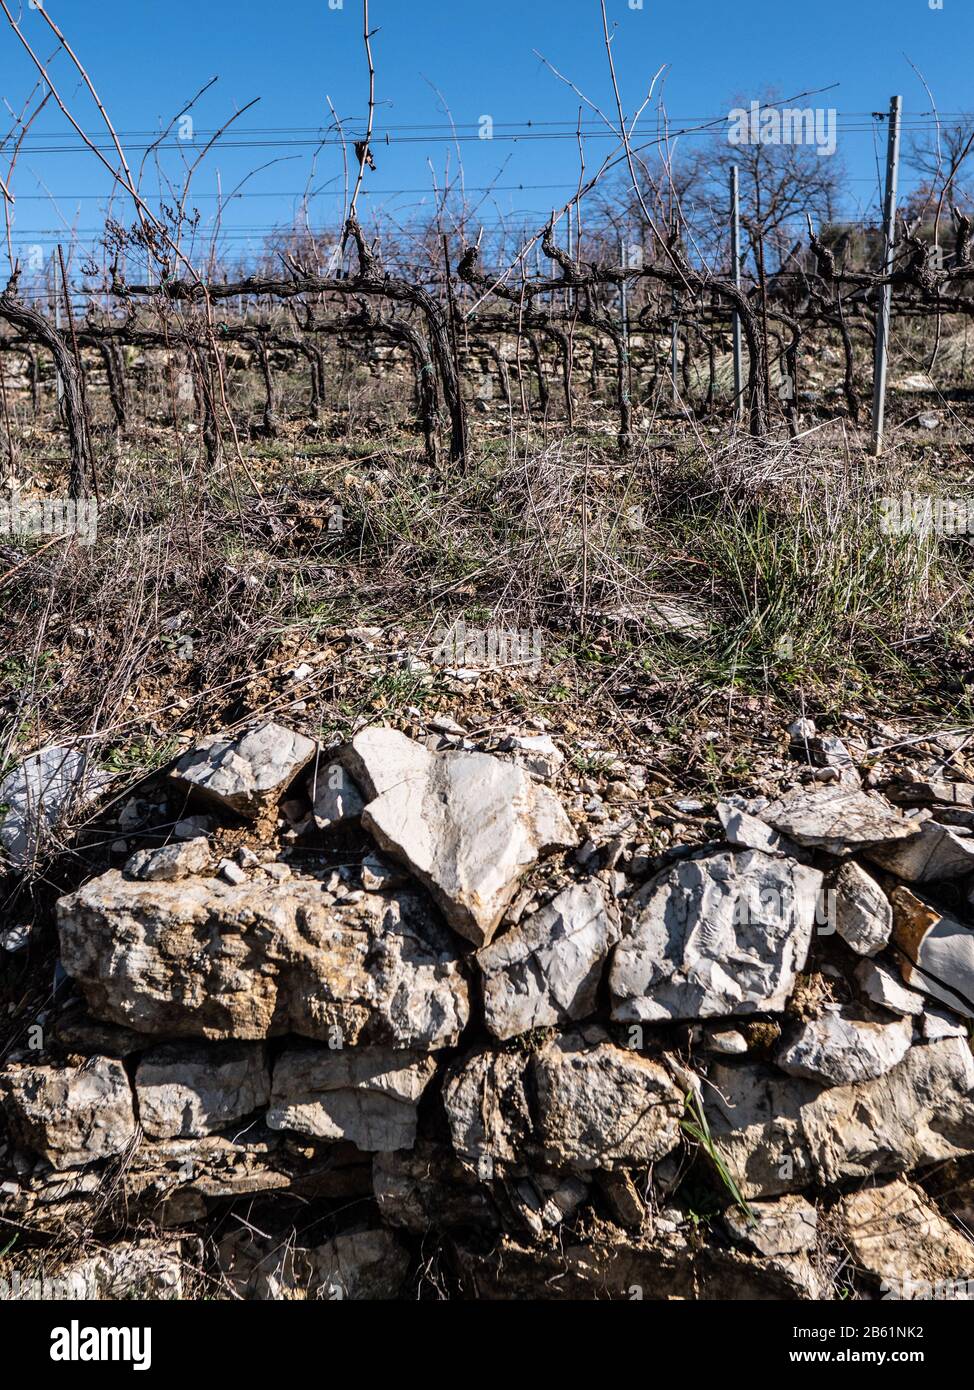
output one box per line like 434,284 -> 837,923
1,0 -> 970,269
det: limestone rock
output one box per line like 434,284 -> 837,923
170,722 -> 316,818
50,1009 -> 151,1057
0,1057 -> 136,1168
645,598 -> 710,638
443,1030 -> 684,1173
891,886 -> 974,1019
267,1047 -> 437,1151
0,1124 -> 372,1235
836,1180 -> 974,1297
452,1231 -> 808,1300
57,872 -> 469,1048
359,853 -> 406,891
706,1039 -> 974,1198
135,1043 -> 270,1139
337,726 -> 429,801
808,734 -> 861,787
174,814 -> 212,839
832,861 -> 891,956
869,820 -> 974,883
311,1229 -> 409,1300
356,732 -> 576,947
124,837 -> 212,882
716,802 -> 788,853
428,715 -> 467,737
595,1169 -> 647,1230
217,1230 -> 308,1301
373,1141 -> 501,1234
531,1031 -> 684,1171
755,786 -> 919,855
1,923 -> 28,952
0,1241 -> 191,1300
521,1173 -> 590,1231
775,1006 -> 913,1086
922,1007 -> 968,1041
218,1227 -> 407,1300
500,733 -> 564,781
705,1028 -> 749,1055
885,779 -> 974,809
854,957 -> 924,1016
307,761 -> 365,829
477,882 -> 616,1039
0,745 -> 111,870
724,1194 -> 818,1257
609,849 -> 822,1022
442,1050 -> 534,1168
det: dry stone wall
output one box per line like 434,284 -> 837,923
3,718 -> 974,1299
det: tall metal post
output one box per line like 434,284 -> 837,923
730,164 -> 743,422
871,96 -> 902,456
619,236 -> 629,349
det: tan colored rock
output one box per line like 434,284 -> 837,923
531,1031 -> 685,1171
57,871 -> 469,1048
124,837 -> 212,882
218,1227 -> 407,1300
0,1241 -> 191,1301
359,853 -> 405,891
706,1039 -> 974,1198
595,1170 -> 647,1230
267,1047 -> 437,1151
135,1043 -> 270,1139
373,1140 -> 501,1234
0,1057 -> 136,1168
452,1230 -> 813,1300
836,1179 -> 974,1298
311,1229 -> 409,1300
442,1050 -> 534,1168
724,1194 -> 818,1257
0,1127 -> 372,1234
443,1029 -> 684,1173
705,1028 -> 749,1055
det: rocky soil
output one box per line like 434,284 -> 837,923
3,710 -> 974,1300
